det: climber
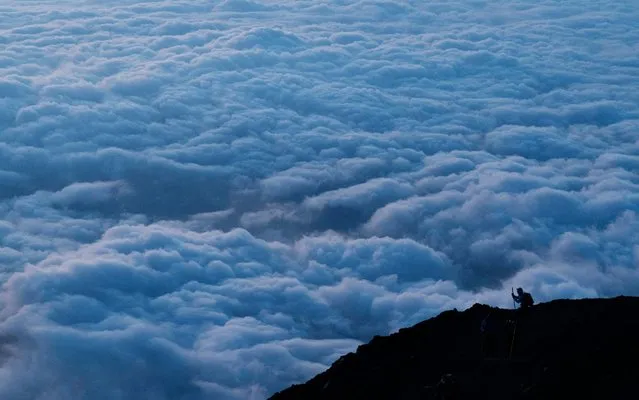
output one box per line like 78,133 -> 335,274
512,287 -> 534,310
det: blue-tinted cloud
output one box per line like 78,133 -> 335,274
0,0 -> 638,398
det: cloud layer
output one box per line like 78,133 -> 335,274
1,0 -> 638,398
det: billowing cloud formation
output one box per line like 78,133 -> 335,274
1,0 -> 639,398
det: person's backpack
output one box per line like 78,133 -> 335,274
523,292 -> 534,307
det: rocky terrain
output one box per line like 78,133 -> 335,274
270,296 -> 639,399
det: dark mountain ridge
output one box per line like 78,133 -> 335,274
270,296 -> 639,399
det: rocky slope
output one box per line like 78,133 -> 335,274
270,296 -> 639,399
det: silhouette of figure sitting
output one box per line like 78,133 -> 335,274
512,287 -> 534,311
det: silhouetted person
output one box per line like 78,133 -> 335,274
512,287 -> 534,310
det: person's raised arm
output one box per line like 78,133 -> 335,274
511,288 -> 520,302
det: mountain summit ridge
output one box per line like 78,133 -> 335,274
270,296 -> 639,399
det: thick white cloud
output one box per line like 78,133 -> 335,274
0,0 -> 638,398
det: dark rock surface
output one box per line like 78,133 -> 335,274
269,296 -> 639,399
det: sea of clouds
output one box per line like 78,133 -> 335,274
0,0 -> 638,398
